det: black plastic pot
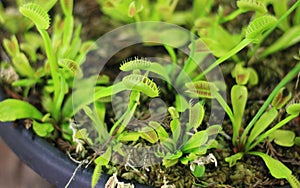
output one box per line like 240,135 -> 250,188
0,88 -> 151,188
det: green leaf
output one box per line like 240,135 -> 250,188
286,103 -> 300,115
127,1 -> 143,18
247,107 -> 278,145
271,87 -> 291,109
140,127 -> 159,144
168,106 -> 179,119
117,131 -> 140,142
260,26 -> 300,58
192,165 -> 206,178
61,123 -> 72,142
206,124 -> 222,136
225,152 -> 244,167
247,67 -> 259,85
175,94 -> 190,112
94,147 -> 112,165
12,53 -> 35,78
0,99 -> 43,121
148,121 -> 169,141
188,102 -> 205,130
272,0 -> 289,30
248,151 -> 300,187
60,0 -> 73,16
161,138 -> 176,152
170,118 -> 181,143
92,162 -> 102,188
268,129 -> 295,147
237,0 -> 267,13
250,151 -> 291,178
12,79 -> 38,87
122,74 -> 160,97
32,120 -> 54,137
3,35 -> 19,56
231,85 -> 248,135
182,130 -> 208,152
185,81 -> 219,99
19,3 -> 50,30
232,64 -> 250,85
180,153 -> 197,165
59,59 -> 83,77
94,101 -> 106,125
246,15 -> 277,39
164,150 -> 183,160
162,158 -> 179,168
75,128 -> 93,145
120,58 -> 171,83
295,137 -> 300,147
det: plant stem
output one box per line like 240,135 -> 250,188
246,113 -> 298,151
213,92 -> 238,144
109,91 -> 140,136
193,38 -> 252,81
220,9 -> 245,23
240,62 -> 300,144
38,29 -> 61,121
164,45 -> 177,64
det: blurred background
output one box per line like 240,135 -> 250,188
0,138 -> 54,188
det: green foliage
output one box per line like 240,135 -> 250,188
122,74 -> 160,97
96,0 -> 180,23
245,15 -> 277,39
249,152 -> 300,188
0,99 -> 43,121
92,147 -> 112,188
191,165 -> 205,178
286,103 -> 300,115
271,87 -> 291,109
186,58 -> 300,187
1,1 -> 300,187
3,35 -> 35,78
32,120 -> 54,137
268,129 -> 296,147
260,25 -> 300,58
0,1 -> 96,140
231,85 -> 248,141
237,0 -> 267,14
19,3 -> 50,30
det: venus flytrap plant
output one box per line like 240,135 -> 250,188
0,0 -> 57,34
247,102 -> 300,151
193,14 -> 277,81
194,0 -> 300,81
185,64 -> 256,146
19,2 -> 62,121
1,1 -> 300,187
74,56 -> 224,186
0,0 -> 97,141
185,61 -> 300,187
159,105 -> 221,177
251,0 -> 300,57
2,35 -> 40,97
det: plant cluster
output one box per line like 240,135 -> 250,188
0,0 -> 300,188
